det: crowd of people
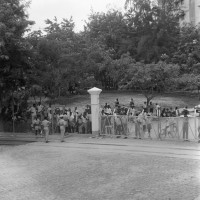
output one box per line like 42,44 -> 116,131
101,98 -> 184,117
100,98 -> 196,142
27,102 -> 92,142
1,97 -> 199,143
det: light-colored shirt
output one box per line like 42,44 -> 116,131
37,105 -> 44,112
29,106 -> 36,116
42,120 -> 50,128
47,107 -> 52,114
58,119 -> 66,127
82,116 -> 87,123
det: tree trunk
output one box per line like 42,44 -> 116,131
11,92 -> 15,134
58,87 -> 61,97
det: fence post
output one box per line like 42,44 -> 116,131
158,116 -> 161,140
88,87 -> 102,137
194,116 -> 197,140
177,117 -> 180,140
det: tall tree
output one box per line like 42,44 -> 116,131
85,9 -> 129,59
171,23 -> 200,73
27,17 -> 87,97
0,0 -> 34,106
124,0 -> 184,62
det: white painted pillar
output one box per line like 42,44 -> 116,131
88,87 -> 102,136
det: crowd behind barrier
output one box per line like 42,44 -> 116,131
1,97 -> 200,142
100,98 -> 200,142
100,115 -> 200,141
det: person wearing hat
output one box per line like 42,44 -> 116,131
58,115 -> 66,142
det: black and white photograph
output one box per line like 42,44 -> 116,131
0,0 -> 200,199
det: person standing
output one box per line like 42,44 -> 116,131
130,98 -> 134,107
127,105 -> 136,116
155,103 -> 161,117
175,107 -> 180,117
79,113 -> 88,134
58,115 -> 66,142
149,102 -> 154,115
141,111 -> 147,138
68,112 -> 75,133
146,114 -> 152,139
115,98 -> 119,107
77,114 -> 83,133
28,104 -> 37,125
33,115 -> 41,136
47,104 -> 52,119
135,113 -> 143,139
73,108 -> 79,133
182,106 -> 189,141
142,102 -> 147,113
37,102 -> 44,120
41,116 -> 51,143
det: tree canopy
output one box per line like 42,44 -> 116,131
1,0 -> 200,108
0,0 -> 34,106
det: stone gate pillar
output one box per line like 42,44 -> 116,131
88,87 -> 102,136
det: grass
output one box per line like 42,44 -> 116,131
53,91 -> 200,112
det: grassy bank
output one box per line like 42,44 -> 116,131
52,91 -> 200,112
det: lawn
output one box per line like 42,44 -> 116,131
53,91 -> 200,112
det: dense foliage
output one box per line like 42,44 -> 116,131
0,0 -> 34,111
1,0 -> 200,108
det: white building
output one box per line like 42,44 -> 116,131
180,0 -> 200,26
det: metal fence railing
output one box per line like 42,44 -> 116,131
100,115 -> 199,141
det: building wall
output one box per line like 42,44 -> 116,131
195,0 -> 200,25
180,0 -> 200,26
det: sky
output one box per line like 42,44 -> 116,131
27,0 -> 126,32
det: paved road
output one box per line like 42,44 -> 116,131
0,137 -> 200,200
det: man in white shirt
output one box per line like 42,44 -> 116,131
58,115 -> 66,142
41,116 -> 51,143
127,105 -> 136,116
28,104 -> 37,124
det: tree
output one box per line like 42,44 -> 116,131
27,17 -> 86,98
85,9 -> 129,59
124,0 -> 184,62
177,73 -> 200,99
119,61 -> 180,104
171,23 -> 200,73
0,0 -> 34,108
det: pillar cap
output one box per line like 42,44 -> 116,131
88,87 -> 102,95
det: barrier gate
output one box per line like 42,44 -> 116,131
100,115 -> 199,141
